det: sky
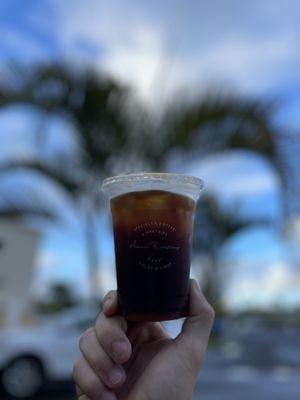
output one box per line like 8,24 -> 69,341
1,0 -> 300,310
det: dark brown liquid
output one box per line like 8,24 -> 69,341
110,190 -> 196,321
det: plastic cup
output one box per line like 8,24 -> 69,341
102,173 -> 203,321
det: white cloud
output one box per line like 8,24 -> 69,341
46,0 -> 300,102
180,33 -> 299,96
101,27 -> 167,102
4,0 -> 297,106
186,150 -> 281,207
223,261 -> 300,310
96,264 -> 117,295
219,225 -> 300,310
49,0 -> 169,101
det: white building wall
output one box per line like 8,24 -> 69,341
0,219 -> 40,327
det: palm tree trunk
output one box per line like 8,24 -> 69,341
84,208 -> 101,303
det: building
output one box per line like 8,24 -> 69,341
0,219 -> 40,328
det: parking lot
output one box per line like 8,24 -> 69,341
9,365 -> 299,400
2,326 -> 299,400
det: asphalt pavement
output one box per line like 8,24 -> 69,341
193,325 -> 300,400
2,326 -> 299,400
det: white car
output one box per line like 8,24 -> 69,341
0,304 -> 98,399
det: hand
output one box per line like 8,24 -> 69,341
73,279 -> 214,400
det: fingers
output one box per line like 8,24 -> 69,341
75,290 -> 131,399
95,312 -> 132,364
78,395 -> 90,400
79,327 -> 126,388
127,321 -> 169,344
99,290 -> 132,364
175,279 -> 215,368
73,357 -> 116,400
101,290 -> 119,316
76,385 -> 90,400
101,290 -> 168,344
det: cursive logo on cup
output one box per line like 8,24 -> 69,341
129,221 -> 180,271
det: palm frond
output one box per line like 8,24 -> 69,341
0,204 -> 55,220
0,64 -> 136,174
0,159 -> 81,196
165,94 -> 278,158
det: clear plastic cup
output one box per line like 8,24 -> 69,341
102,173 -> 203,321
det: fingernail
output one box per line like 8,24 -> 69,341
103,298 -> 113,313
111,340 -> 127,359
109,366 -> 124,385
102,390 -> 116,400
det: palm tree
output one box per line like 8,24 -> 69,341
192,193 -> 251,310
149,93 -> 278,165
0,204 -> 54,220
0,65 -> 137,301
0,64 -> 286,301
0,174 -> 56,220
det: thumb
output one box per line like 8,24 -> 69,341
175,279 -> 215,369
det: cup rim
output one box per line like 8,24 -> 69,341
101,172 -> 204,201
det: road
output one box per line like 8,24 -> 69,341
193,363 -> 300,400
38,367 -> 300,400
12,366 -> 300,400
3,368 -> 298,400
192,325 -> 300,400
2,326 -> 299,400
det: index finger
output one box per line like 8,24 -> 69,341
101,290 -> 119,317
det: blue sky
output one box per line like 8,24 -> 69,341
1,0 -> 300,310
1,0 -> 300,104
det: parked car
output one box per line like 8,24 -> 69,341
0,304 -> 98,399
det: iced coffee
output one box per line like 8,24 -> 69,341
102,173 -> 203,321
